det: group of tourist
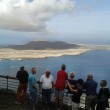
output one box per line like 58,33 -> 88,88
14,65 -> 109,110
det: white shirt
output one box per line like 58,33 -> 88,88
40,74 -> 54,89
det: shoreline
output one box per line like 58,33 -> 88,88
0,48 -> 90,60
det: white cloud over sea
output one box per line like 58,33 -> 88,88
0,0 -> 74,32
0,0 -> 110,45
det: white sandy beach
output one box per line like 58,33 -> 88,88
0,48 -> 90,60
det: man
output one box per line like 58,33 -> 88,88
28,67 -> 38,110
55,64 -> 68,110
84,74 -> 98,110
15,66 -> 28,104
40,69 -> 54,106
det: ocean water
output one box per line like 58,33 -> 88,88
0,50 -> 110,90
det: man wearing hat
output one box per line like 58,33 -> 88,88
84,74 -> 97,110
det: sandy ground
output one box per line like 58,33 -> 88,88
0,48 -> 90,60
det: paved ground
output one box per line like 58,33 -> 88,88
0,90 -> 30,110
0,90 -> 70,110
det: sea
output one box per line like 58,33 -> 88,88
0,50 -> 110,90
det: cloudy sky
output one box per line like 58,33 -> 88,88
0,0 -> 110,45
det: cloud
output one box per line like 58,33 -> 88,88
0,0 -> 74,32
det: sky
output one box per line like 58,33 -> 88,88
0,0 -> 110,45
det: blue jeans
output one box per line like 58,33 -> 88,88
42,89 -> 51,104
30,91 -> 38,109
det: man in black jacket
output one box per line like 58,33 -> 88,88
15,66 -> 29,104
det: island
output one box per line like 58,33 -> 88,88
0,41 -> 110,60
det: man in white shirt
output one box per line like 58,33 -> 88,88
40,69 -> 54,105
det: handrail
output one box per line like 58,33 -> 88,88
0,75 -> 18,91
0,75 -> 68,100
0,75 -> 17,80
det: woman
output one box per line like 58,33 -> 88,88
67,79 -> 84,110
68,72 -> 77,94
66,72 -> 77,105
96,80 -> 109,110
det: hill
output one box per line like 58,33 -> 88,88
6,41 -> 79,50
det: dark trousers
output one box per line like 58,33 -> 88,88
30,92 -> 37,110
85,95 -> 97,110
96,100 -> 109,110
16,83 -> 27,103
42,89 -> 51,104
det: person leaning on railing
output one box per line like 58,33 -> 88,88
15,66 -> 29,105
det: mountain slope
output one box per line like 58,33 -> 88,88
7,41 -> 79,50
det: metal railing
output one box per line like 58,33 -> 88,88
0,75 -> 18,92
0,75 -> 71,106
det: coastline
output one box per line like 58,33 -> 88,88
0,48 -> 90,60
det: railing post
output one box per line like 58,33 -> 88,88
6,75 -> 8,91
